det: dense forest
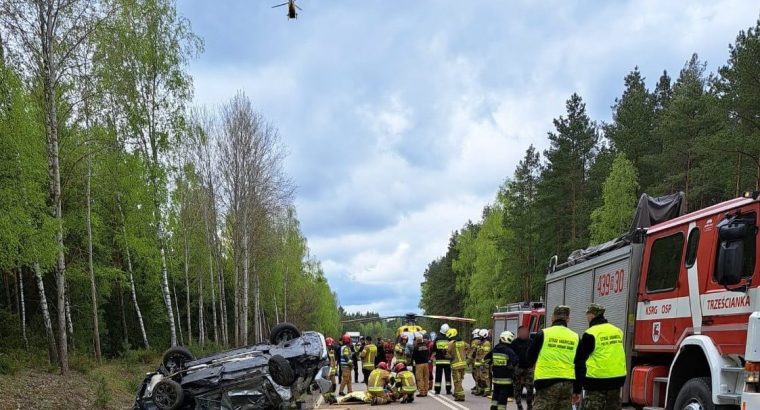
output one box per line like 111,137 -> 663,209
420,18 -> 760,325
0,0 -> 340,375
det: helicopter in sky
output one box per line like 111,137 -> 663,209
342,312 -> 476,345
272,0 -> 301,19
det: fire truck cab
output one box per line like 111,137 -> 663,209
492,302 -> 545,337
545,193 -> 760,410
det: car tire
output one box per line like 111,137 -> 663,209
269,354 -> 296,386
269,322 -> 301,344
162,346 -> 195,373
673,377 -> 714,410
151,379 -> 184,410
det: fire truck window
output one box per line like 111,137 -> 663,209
646,233 -> 685,292
685,228 -> 700,268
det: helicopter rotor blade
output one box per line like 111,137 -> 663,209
341,315 -> 405,324
272,3 -> 288,8
417,314 -> 476,323
295,5 -> 302,10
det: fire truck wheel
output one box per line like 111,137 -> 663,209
673,377 -> 714,410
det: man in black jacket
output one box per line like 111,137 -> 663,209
511,326 -> 534,410
573,304 -> 626,410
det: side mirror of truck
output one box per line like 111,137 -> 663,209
715,223 -> 748,286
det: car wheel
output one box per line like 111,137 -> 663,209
673,377 -> 714,410
269,323 -> 301,344
269,354 -> 296,386
162,346 -> 195,373
151,379 -> 184,410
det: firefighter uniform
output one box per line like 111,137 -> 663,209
469,337 -> 482,393
367,367 -> 392,405
360,339 -> 378,384
477,338 -> 492,396
339,343 -> 354,395
328,346 -> 338,392
433,333 -> 452,394
394,342 -> 409,366
528,305 -> 578,410
412,337 -> 431,396
447,330 -> 468,402
393,369 -> 417,403
574,304 -> 627,410
487,340 -> 519,410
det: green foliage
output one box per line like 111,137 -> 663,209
590,153 -> 639,244
95,376 -> 109,408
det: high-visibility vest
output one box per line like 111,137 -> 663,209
361,344 -> 378,370
534,325 -> 578,381
475,340 -> 491,366
368,369 -> 390,393
397,370 -> 417,393
434,339 -> 450,365
394,343 -> 408,364
585,323 -> 627,379
340,345 -> 353,367
449,340 -> 468,370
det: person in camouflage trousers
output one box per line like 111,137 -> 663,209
511,326 -> 534,410
573,304 -> 626,410
527,305 -> 578,410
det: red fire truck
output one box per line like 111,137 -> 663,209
492,301 -> 545,337
545,193 -> 760,409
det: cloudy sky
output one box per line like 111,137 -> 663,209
178,0 -> 759,316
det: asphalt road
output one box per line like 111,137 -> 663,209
321,375 -> 525,410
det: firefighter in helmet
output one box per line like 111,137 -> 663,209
433,324 -> 453,394
487,330 -> 519,410
338,334 -> 354,395
469,329 -> 482,394
528,305 -> 578,410
392,363 -> 417,403
446,327 -> 469,401
476,328 -> 492,396
367,362 -> 392,405
573,303 -> 627,410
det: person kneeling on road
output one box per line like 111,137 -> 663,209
367,362 -> 393,406
573,304 -> 627,410
487,331 -> 519,410
391,363 -> 417,403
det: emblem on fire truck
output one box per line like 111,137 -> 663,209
652,321 -> 661,343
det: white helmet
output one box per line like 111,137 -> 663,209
472,328 -> 480,336
478,329 -> 489,338
440,324 -> 450,334
499,331 -> 515,344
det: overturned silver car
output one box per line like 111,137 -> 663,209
133,323 -> 331,410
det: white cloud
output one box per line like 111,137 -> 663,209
180,0 -> 759,316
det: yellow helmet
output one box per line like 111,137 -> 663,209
445,328 -> 458,339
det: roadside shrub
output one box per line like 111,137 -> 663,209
121,348 -> 159,365
95,376 -> 109,408
69,352 -> 96,374
0,353 -> 20,375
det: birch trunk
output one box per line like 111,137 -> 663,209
159,232 -> 178,346
198,264 -> 205,345
242,225 -> 249,346
86,154 -> 101,362
117,200 -> 149,348
17,267 -> 28,349
173,283 -> 184,345
65,281 -> 73,350
183,232 -> 192,344
34,262 -> 58,364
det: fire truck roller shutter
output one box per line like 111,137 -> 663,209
592,257 -> 631,337
565,271 -> 594,335
545,280 -> 565,328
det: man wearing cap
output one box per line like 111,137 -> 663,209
573,303 -> 627,410
527,305 -> 579,410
